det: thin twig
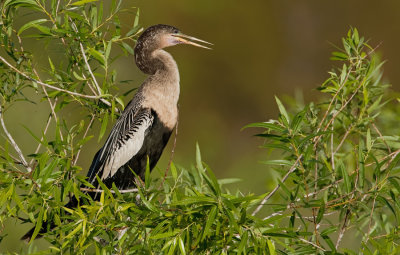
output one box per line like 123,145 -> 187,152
322,81 -> 364,134
36,72 -> 68,156
252,154 -> 302,216
0,144 -> 23,164
29,114 -> 52,166
56,0 -> 61,14
0,55 -> 102,100
372,123 -> 391,153
333,124 -> 354,155
69,18 -> 102,96
79,42 -> 102,95
159,111 -> 179,189
80,187 -> 138,194
0,109 -> 31,172
298,237 -> 326,251
336,209 -> 351,249
73,115 -> 95,165
314,67 -> 353,140
364,194 -> 377,246
331,121 -> 335,170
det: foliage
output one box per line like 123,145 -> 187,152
245,29 -> 400,253
0,1 -> 399,254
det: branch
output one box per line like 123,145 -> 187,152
73,115 -> 95,165
0,109 -> 31,172
252,154 -> 302,216
298,237 -> 326,251
79,42 -> 102,95
0,55 -> 102,100
69,18 -> 102,97
335,209 -> 351,249
363,194 -> 377,247
80,187 -> 138,194
159,110 -> 179,189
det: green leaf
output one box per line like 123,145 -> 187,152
4,0 -> 40,9
275,96 -> 289,125
71,0 -> 98,6
202,206 -> 217,241
105,40 -> 112,64
121,42 -> 135,55
316,202 -> 325,224
31,24 -> 52,35
134,8 -> 140,28
88,48 -> 105,65
331,51 -> 348,61
150,229 -> 180,240
170,162 -> 177,180
98,112 -> 109,141
178,236 -> 186,255
29,207 -> 44,243
145,156 -> 151,189
339,161 -> 352,194
260,159 -> 293,166
18,19 -> 48,35
195,143 -> 204,172
237,231 -> 248,254
267,239 -> 276,255
241,122 -> 285,132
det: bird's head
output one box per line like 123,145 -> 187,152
136,24 -> 212,52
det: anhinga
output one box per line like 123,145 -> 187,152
87,24 -> 211,189
22,24 -> 211,241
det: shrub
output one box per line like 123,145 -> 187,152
0,1 -> 399,254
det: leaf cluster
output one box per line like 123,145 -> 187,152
0,1 -> 399,254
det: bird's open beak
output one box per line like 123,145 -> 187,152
172,33 -> 213,49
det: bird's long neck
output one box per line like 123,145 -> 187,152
135,47 -> 177,75
137,49 -> 180,129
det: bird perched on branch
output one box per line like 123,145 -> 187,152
22,24 -> 211,241
86,24 -> 211,190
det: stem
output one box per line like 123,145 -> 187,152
252,154 -> 302,216
0,55 -> 102,100
159,110 -> 179,189
0,108 -> 31,172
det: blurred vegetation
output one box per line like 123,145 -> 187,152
1,1 -> 400,254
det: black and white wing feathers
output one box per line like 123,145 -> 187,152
87,100 -> 154,184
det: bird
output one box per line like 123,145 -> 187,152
86,24 -> 211,190
21,24 -> 211,241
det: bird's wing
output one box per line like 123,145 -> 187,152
88,103 -> 154,182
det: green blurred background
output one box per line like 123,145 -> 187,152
133,0 -> 400,193
3,0 -> 400,252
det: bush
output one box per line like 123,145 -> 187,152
0,1 -> 399,254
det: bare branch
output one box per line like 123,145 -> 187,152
372,123 -> 391,153
252,155 -> 302,216
73,115 -> 95,165
80,187 -> 138,194
336,209 -> 351,249
159,110 -> 179,189
79,42 -> 102,96
0,109 -> 31,172
69,18 -> 102,96
0,55 -> 102,100
364,195 -> 377,246
298,237 -> 326,251
29,114 -> 52,166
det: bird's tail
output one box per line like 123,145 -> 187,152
20,221 -> 51,242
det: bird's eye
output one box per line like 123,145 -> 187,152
173,29 -> 179,34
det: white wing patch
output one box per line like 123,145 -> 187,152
100,111 -> 154,180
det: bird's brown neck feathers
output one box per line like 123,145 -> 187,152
138,49 -> 180,129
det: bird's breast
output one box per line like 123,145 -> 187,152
142,85 -> 179,130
